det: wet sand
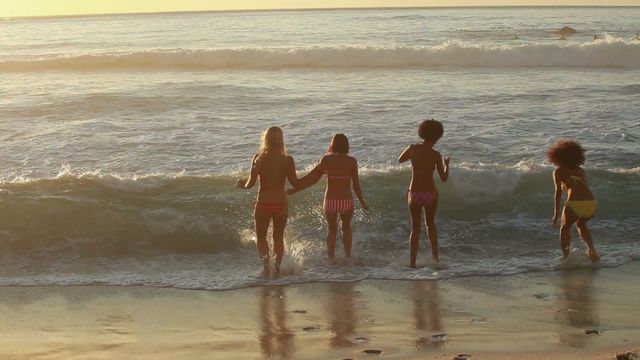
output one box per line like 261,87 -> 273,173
0,262 -> 638,360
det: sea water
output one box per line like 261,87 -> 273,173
0,7 -> 639,289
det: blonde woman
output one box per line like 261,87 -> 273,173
237,127 -> 299,277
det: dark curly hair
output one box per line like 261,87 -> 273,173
418,119 -> 444,143
547,140 -> 585,168
327,133 -> 349,154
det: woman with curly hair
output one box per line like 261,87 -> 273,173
399,119 -> 450,267
547,139 -> 599,262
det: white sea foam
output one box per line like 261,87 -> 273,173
0,241 -> 637,290
2,36 -> 639,71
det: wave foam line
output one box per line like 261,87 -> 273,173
0,166 -> 638,258
2,37 -> 640,71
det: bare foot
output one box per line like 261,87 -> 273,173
410,263 -> 416,269
432,257 -> 440,264
589,250 -> 600,262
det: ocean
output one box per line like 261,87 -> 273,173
0,7 -> 639,290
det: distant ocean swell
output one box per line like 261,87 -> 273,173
2,37 -> 640,71
0,167 -> 637,257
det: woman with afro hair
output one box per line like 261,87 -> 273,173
547,139 -> 599,262
399,119 -> 450,267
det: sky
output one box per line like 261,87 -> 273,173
2,0 -> 639,18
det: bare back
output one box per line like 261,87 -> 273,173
556,166 -> 594,201
320,154 -> 358,200
404,143 -> 444,193
254,153 -> 295,204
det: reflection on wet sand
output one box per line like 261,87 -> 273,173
412,281 -> 443,350
259,286 -> 295,358
327,282 -> 357,348
556,268 -> 599,348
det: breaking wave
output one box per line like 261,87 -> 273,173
0,166 -> 637,257
0,166 -> 638,289
2,36 -> 640,71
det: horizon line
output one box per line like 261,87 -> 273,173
4,5 -> 640,21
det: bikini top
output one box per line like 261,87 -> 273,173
327,175 -> 351,180
561,174 -> 587,191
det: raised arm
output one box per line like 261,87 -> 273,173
436,152 -> 450,182
286,155 -> 299,188
287,157 -> 325,195
351,159 -> 369,210
398,145 -> 412,163
551,169 -> 563,227
237,154 -> 260,189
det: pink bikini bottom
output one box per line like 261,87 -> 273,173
408,191 -> 437,207
255,202 -> 287,217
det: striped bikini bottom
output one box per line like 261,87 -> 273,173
323,199 -> 355,215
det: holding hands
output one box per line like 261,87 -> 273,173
359,198 -> 370,211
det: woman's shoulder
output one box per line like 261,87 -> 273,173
553,166 -> 571,179
280,154 -> 295,168
252,153 -> 262,164
319,153 -> 333,164
411,143 -> 436,152
267,153 -> 292,161
254,152 -> 291,164
331,153 -> 357,164
322,153 -> 351,162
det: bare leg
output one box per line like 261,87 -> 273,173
272,209 -> 288,276
340,211 -> 354,258
560,206 -> 578,259
254,209 -> 272,277
408,198 -> 423,268
576,219 -> 599,262
325,211 -> 339,260
424,196 -> 439,263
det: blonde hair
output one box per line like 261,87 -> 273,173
258,126 -> 286,156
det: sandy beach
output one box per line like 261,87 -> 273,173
1,262 -> 638,360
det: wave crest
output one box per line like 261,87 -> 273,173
2,37 -> 640,71
0,167 -> 638,257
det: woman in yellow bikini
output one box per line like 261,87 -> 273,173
548,140 -> 599,262
237,126 -> 299,277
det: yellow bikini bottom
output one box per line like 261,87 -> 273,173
565,200 -> 597,219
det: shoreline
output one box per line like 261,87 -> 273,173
1,262 -> 638,359
0,260 -> 636,292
